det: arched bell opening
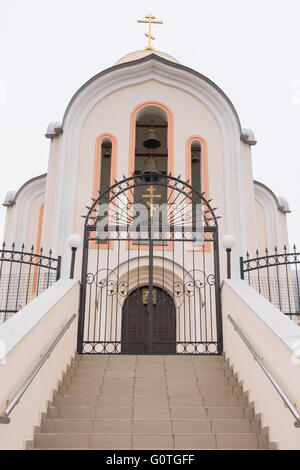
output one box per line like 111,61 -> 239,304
99,138 -> 113,199
190,141 -> 202,195
134,106 -> 168,190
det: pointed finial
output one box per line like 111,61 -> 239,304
137,13 -> 163,50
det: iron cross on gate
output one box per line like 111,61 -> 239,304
142,185 -> 161,217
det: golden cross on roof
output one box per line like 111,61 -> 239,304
137,13 -> 163,50
142,185 -> 161,217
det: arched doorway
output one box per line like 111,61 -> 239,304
121,286 -> 176,354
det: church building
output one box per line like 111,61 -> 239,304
0,15 -> 299,451
2,15 -> 291,352
3,38 -> 290,267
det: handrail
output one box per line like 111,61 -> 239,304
0,313 -> 77,424
227,314 -> 300,428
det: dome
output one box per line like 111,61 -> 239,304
115,49 -> 180,65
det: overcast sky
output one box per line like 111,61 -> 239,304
0,0 -> 299,250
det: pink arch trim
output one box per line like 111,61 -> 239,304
129,101 -> 174,176
185,136 -> 210,252
91,133 -> 118,249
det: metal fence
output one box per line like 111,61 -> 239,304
0,243 -> 61,323
240,246 -> 300,321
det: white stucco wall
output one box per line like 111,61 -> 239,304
222,279 -> 300,449
3,175 -> 46,250
254,182 -> 290,253
0,279 -> 79,450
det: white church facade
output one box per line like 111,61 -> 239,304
2,47 -> 293,356
3,48 -> 291,274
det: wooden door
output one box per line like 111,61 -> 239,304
121,286 -> 176,354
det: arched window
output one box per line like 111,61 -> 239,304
190,141 -> 202,194
128,102 -> 174,250
99,138 -> 112,199
91,134 -> 117,249
186,136 -> 208,198
92,134 -> 117,203
133,106 -> 169,206
134,106 -> 168,177
185,136 -> 210,251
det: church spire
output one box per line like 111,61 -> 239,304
137,13 -> 163,50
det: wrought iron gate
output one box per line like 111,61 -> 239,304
77,174 -> 222,355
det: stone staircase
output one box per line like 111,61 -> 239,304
27,355 -> 274,450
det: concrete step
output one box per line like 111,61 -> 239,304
33,431 -> 269,450
41,418 -> 261,434
76,355 -> 222,363
59,380 -> 244,397
71,370 -> 239,386
51,398 -> 255,419
53,392 -> 248,410
48,398 -> 251,420
75,360 -> 229,374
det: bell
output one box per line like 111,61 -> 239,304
103,150 -> 111,159
191,149 -> 201,163
143,155 -> 159,173
143,127 -> 161,149
140,155 -> 160,182
102,144 -> 112,159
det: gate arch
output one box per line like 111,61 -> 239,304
77,174 -> 222,355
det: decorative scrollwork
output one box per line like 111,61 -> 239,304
207,274 -> 216,286
184,269 -> 208,290
172,270 -> 215,309
92,267 -> 129,310
118,281 -> 129,297
106,280 -> 117,296
184,280 -> 195,297
242,247 -> 300,273
176,342 -> 219,355
173,269 -> 214,299
174,281 -> 184,297
86,273 -> 94,284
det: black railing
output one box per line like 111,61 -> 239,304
0,243 -> 61,323
240,246 -> 300,320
